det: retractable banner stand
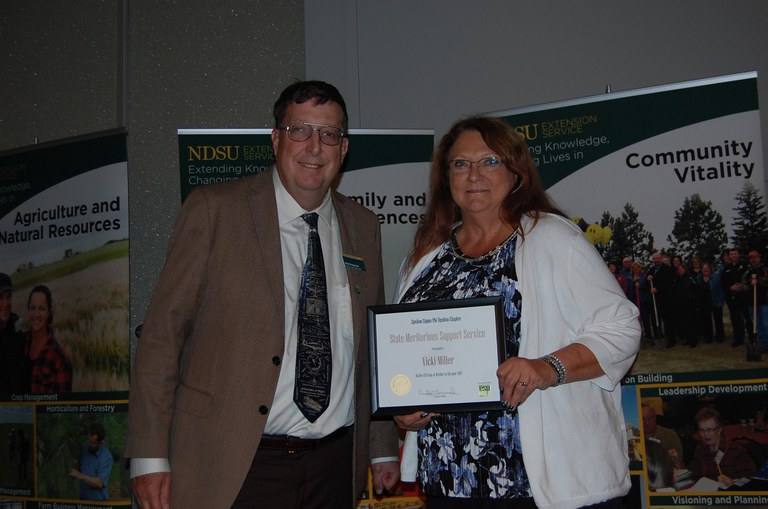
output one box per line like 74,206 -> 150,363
178,128 -> 433,507
334,129 -> 433,301
178,128 -> 434,300
0,130 -> 131,507
494,72 -> 768,507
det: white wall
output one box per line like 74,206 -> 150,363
306,0 -> 768,170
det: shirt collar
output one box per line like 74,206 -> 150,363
272,169 -> 333,228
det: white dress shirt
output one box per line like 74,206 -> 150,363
130,171 -> 355,478
263,170 -> 354,438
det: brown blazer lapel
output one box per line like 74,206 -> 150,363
331,191 -> 392,495
334,193 -> 362,355
332,191 -> 384,353
246,169 -> 285,334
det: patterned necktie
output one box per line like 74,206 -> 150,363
294,212 -> 332,422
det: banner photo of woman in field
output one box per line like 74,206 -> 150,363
0,130 -> 129,397
25,284 -> 73,394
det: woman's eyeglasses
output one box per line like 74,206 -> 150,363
448,156 -> 504,173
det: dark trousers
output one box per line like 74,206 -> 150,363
726,299 -> 754,343
639,303 -> 654,340
712,306 -> 725,342
649,305 -> 663,339
699,306 -> 714,342
230,428 -> 353,509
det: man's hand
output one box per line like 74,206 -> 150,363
667,448 -> 683,468
132,472 -> 171,509
717,473 -> 735,487
394,411 -> 437,431
371,461 -> 399,496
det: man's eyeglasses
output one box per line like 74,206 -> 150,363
448,156 -> 505,173
279,122 -> 345,146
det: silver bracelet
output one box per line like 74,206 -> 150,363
540,354 -> 567,387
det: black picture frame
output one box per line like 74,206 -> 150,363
368,296 -> 506,417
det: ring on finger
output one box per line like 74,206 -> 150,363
518,381 -> 529,387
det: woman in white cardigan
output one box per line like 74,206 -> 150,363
393,116 -> 641,509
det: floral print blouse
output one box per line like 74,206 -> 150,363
399,226 -> 532,500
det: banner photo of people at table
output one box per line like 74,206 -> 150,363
493,72 -> 768,507
0,130 -> 131,506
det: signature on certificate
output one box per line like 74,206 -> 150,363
419,387 -> 459,398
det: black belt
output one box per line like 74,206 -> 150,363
258,426 -> 351,454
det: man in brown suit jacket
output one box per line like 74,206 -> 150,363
126,81 -> 400,509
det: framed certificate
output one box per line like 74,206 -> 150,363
368,297 -> 506,416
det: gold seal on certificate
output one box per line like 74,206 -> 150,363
390,374 -> 412,396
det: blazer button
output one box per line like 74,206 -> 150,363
272,356 -> 281,365
259,405 -> 269,415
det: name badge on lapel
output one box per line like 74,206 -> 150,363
342,254 -> 366,272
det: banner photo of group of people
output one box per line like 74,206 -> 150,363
493,72 -> 768,508
0,131 -> 130,507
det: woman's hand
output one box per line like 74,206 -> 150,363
394,411 -> 438,431
496,357 -> 556,410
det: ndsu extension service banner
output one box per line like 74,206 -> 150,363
496,72 -> 764,256
0,130 -> 131,506
178,128 -> 434,301
494,73 -> 768,507
178,128 -> 433,508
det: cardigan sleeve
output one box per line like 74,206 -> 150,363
517,214 -> 640,389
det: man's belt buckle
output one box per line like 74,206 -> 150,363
285,439 -> 300,454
